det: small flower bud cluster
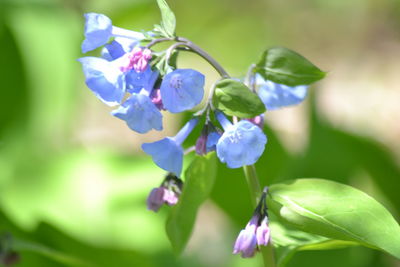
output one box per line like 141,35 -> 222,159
233,187 -> 271,258
147,173 -> 183,212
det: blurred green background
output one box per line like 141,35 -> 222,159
1,0 -> 400,266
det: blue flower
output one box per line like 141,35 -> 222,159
216,112 -> 267,168
160,69 -> 205,113
125,66 -> 159,94
102,37 -> 138,61
78,57 -> 125,106
257,76 -> 308,110
82,13 -> 113,53
142,118 -> 198,176
81,13 -> 145,53
111,92 -> 163,134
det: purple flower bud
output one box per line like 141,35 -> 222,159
146,187 -> 165,212
147,173 -> 182,212
233,187 -> 271,258
245,114 -> 264,129
120,47 -> 152,73
195,122 -> 222,155
150,88 -> 165,110
256,217 -> 270,246
233,224 -> 257,258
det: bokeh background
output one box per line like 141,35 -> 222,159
1,0 -> 400,266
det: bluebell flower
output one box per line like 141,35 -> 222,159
125,66 -> 159,94
257,75 -> 308,110
160,69 -> 205,113
142,118 -> 198,176
102,37 -> 138,61
78,57 -> 125,106
216,112 -> 267,168
111,91 -> 163,134
82,13 -> 145,53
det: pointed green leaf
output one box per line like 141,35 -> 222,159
212,79 -> 266,118
156,0 -> 176,37
268,178 -> 400,259
166,153 -> 217,254
256,47 -> 326,86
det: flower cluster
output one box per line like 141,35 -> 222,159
233,187 -> 271,258
78,11 -> 311,258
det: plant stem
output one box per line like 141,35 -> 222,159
176,37 -> 229,78
243,165 -> 262,206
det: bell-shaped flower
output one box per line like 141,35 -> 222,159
81,13 -> 145,53
78,57 -> 125,106
257,75 -> 308,110
160,69 -> 205,113
216,112 -> 267,168
102,37 -> 138,61
82,13 -> 113,53
125,66 -> 159,94
111,90 -> 163,134
142,118 -> 198,176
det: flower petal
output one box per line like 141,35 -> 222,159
81,13 -> 112,53
78,57 -> 125,106
142,138 -> 183,176
160,69 -> 205,113
111,93 -> 163,133
216,120 -> 267,168
258,79 -> 308,110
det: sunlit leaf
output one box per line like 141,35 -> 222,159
212,79 -> 266,118
255,47 -> 326,86
166,153 -> 217,254
156,0 -> 176,37
268,179 -> 400,259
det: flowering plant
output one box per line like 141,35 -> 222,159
76,1 -> 400,266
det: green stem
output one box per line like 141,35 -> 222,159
242,165 -> 276,267
243,165 -> 262,206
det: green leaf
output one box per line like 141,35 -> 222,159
270,214 -> 358,267
268,178 -> 400,259
212,79 -> 266,118
255,47 -> 326,86
156,0 -> 176,37
166,153 -> 217,255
